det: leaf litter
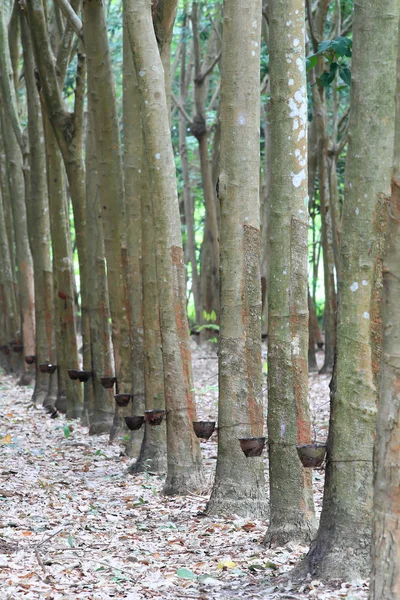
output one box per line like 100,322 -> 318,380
0,346 -> 368,599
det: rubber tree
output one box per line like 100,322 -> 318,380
0,7 -> 35,379
303,0 -> 399,580
264,0 -> 316,544
20,13 -> 55,406
83,0 -> 132,442
370,19 -> 400,600
205,0 -> 267,518
25,0 -> 91,413
122,23 -> 146,457
125,0 -> 205,495
122,11 -> 166,473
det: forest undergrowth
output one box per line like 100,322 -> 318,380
0,345 -> 368,600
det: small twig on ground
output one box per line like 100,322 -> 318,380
34,549 -> 47,575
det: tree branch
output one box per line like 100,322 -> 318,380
306,0 -> 319,53
195,51 -> 221,84
171,92 -> 194,126
53,0 -> 83,40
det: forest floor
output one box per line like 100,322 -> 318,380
0,345 -> 368,600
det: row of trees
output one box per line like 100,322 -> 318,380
0,0 -> 399,594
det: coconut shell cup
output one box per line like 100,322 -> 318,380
296,443 -> 326,468
239,436 -> 267,457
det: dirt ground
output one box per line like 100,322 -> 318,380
0,345 -> 368,599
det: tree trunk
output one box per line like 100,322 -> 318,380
318,144 -> 336,374
85,106 -> 115,435
370,19 -> 400,600
179,8 -> 201,324
302,0 -> 399,580
82,0 -> 132,442
122,21 -> 145,457
20,13 -> 54,405
42,110 -> 82,418
206,0 -> 267,518
0,103 -> 35,383
122,15 -> 166,473
0,187 -> 19,371
265,0 -> 316,545
125,0 -> 204,495
192,2 -> 220,326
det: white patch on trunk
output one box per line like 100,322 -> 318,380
363,312 -> 370,319
139,70 -> 146,77
350,282 -> 359,292
291,335 -> 300,356
291,169 -> 306,188
155,153 -> 161,160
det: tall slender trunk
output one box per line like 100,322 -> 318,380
125,0 -> 204,495
0,187 -> 18,370
123,22 -> 145,457
192,2 -> 220,325
83,0 -> 131,441
85,107 -> 115,434
206,0 -> 267,518
179,8 -> 200,324
370,22 -> 400,598
0,104 -> 35,381
265,0 -> 316,545
318,143 -> 336,373
303,0 -> 399,580
122,14 -> 166,472
42,111 -> 82,418
20,14 -> 54,405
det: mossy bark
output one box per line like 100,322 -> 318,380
370,18 -> 400,600
302,0 -> 399,581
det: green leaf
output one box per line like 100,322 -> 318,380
248,563 -> 265,572
319,63 -> 338,87
63,425 -> 70,439
331,36 -> 352,57
176,567 -> 197,580
339,66 -> 351,86
306,54 -> 319,71
317,40 -> 332,53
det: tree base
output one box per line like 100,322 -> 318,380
32,388 -> 49,408
163,464 -> 205,496
264,518 -> 316,548
18,373 -> 33,386
125,430 -> 144,458
131,448 -> 167,474
206,479 -> 268,519
89,420 -> 113,435
292,532 -> 371,581
55,392 -> 67,414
